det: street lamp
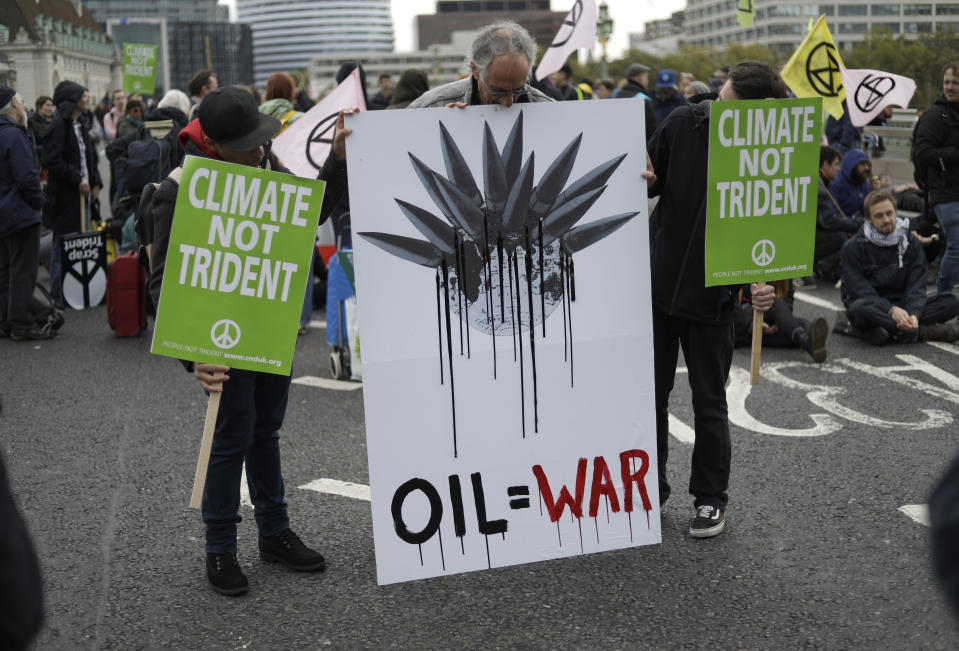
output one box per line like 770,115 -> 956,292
597,2 -> 613,81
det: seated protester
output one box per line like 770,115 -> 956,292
815,145 -> 861,282
116,99 -> 143,139
829,147 -> 872,219
908,209 -> 945,264
825,100 -> 862,154
734,280 -> 829,362
840,190 -> 959,345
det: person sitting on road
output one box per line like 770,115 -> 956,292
814,145 -> 861,283
734,280 -> 829,362
829,147 -> 872,219
840,190 -> 959,345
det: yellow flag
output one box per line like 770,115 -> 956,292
737,0 -> 755,28
780,15 -> 846,119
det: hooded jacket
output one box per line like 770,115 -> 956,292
0,115 -> 44,238
828,148 -> 872,218
840,227 -> 926,317
40,109 -> 102,234
912,92 -> 959,206
647,99 -> 734,322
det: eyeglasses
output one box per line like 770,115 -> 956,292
487,84 -> 530,100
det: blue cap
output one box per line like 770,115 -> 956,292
656,70 -> 677,88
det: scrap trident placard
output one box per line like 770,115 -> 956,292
347,100 -> 659,585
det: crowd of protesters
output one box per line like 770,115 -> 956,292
2,19 -> 959,618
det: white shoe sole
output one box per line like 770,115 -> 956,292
689,518 -> 726,538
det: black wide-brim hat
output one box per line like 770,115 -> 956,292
199,86 -> 280,152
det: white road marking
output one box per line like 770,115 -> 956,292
668,414 -> 695,444
299,478 -> 371,501
926,341 -> 959,355
292,376 -> 363,391
898,504 -> 929,527
309,319 -> 327,329
794,292 -> 842,311
727,365 -> 842,437
240,467 -> 252,509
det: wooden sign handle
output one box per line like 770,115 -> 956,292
749,303 -> 764,386
80,195 -> 87,233
189,391 -> 222,509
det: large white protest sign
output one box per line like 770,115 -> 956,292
271,68 -> 366,179
347,100 -> 658,585
840,68 -> 917,127
536,0 -> 597,81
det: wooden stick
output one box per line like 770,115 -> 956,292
80,195 -> 87,233
750,307 -> 764,386
189,391 -> 222,509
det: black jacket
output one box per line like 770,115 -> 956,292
840,228 -> 926,317
912,93 -> 959,205
647,99 -> 734,322
40,115 -> 102,234
817,177 -> 860,233
617,79 -> 658,141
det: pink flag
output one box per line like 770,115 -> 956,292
535,0 -> 597,81
272,68 -> 366,179
840,68 -> 916,127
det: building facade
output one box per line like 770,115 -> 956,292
238,0 -> 394,86
82,0 -> 228,23
0,0 -> 119,105
416,0 -> 566,50
681,0 -> 959,55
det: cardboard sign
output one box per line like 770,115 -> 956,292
346,100 -> 659,585
122,43 -> 157,95
150,156 -> 324,375
705,97 -> 822,286
61,231 -> 107,309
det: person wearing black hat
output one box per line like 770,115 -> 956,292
147,86 -> 326,596
41,80 -> 101,308
616,62 -> 658,140
0,86 -> 61,340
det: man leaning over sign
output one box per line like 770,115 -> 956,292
646,62 -> 779,539
148,87 -> 325,596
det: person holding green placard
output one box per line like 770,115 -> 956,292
647,61 -> 780,539
148,86 -> 326,596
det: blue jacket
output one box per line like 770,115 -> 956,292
0,115 -> 43,238
650,91 -> 687,124
829,148 -> 872,218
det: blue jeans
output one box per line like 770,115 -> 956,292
48,231 -> 63,306
202,371 -> 292,553
934,201 -> 959,295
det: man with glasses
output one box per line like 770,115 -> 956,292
409,21 -> 553,109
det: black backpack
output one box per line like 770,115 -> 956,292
124,125 -> 173,198
135,167 -> 183,270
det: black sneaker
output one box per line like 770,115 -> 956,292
804,316 -> 829,363
46,309 -> 65,332
259,529 -> 326,572
919,322 -> 959,342
689,505 -> 726,538
10,323 -> 56,341
206,552 -> 249,596
862,326 -> 891,346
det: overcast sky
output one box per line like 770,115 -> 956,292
221,0 -> 685,57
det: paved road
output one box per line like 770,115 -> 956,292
2,280 -> 957,649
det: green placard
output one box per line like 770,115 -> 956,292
122,43 -> 157,95
705,97 -> 822,286
151,156 -> 325,375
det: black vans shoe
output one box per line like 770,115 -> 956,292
259,529 -> 326,572
206,552 -> 249,596
689,505 -> 726,538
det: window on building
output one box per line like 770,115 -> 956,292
873,21 -> 902,31
463,1 -> 481,10
769,23 -> 803,34
438,2 -> 457,12
904,20 -> 933,30
508,1 -> 526,9
937,2 -> 959,12
871,4 -> 901,14
533,0 -> 550,9
819,4 -> 836,15
486,0 -> 504,8
903,3 -> 932,14
838,21 -> 869,31
838,4 -> 869,14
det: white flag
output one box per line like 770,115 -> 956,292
535,0 -> 597,81
840,68 -> 917,127
271,68 -> 367,179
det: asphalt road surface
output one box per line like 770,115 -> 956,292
2,277 -> 957,649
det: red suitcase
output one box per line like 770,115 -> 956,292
107,251 -> 147,337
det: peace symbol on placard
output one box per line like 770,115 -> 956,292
751,239 -> 776,267
805,42 -> 843,97
854,74 -> 896,113
211,319 -> 241,350
550,0 -> 583,48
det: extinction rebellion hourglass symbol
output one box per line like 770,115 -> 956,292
359,113 -> 638,457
